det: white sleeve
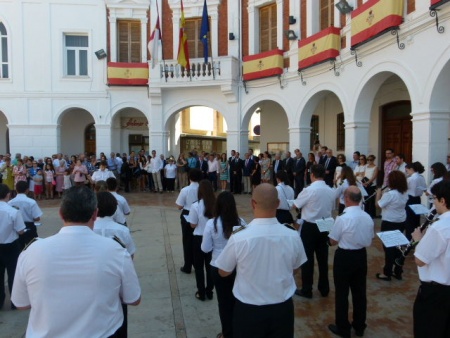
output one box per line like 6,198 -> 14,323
120,252 -> 141,304
201,220 -> 214,253
189,202 -> 200,226
11,253 -> 31,307
215,237 -> 237,273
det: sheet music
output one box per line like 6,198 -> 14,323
183,215 -> 192,223
315,217 -> 334,232
408,204 -> 430,215
377,230 -> 409,248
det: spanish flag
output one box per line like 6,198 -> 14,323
242,49 -> 284,81
107,62 -> 149,86
351,0 -> 404,48
177,0 -> 190,70
298,27 -> 341,71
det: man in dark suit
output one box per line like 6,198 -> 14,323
323,148 -> 337,188
242,153 -> 254,194
293,149 -> 306,197
272,153 -> 284,185
230,152 -> 243,194
318,146 -> 328,166
228,150 -> 236,193
283,151 -> 294,189
198,154 -> 208,179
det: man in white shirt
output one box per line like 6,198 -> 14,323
91,161 -> 115,183
12,186 -> 141,338
8,181 -> 43,248
207,153 -> 219,192
106,177 -> 131,226
292,164 -> 335,298
216,183 -> 306,338
328,186 -> 374,338
150,150 -> 164,193
350,151 -> 360,171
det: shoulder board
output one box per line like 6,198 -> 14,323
283,223 -> 297,231
112,235 -> 126,248
338,211 -> 346,217
11,205 -> 20,210
232,225 -> 246,235
22,237 -> 39,251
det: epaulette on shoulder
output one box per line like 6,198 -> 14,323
22,237 -> 39,251
112,235 -> 126,248
232,225 -> 246,235
283,223 -> 297,231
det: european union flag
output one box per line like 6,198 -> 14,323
200,0 -> 209,63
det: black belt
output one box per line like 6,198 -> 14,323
181,209 -> 190,215
421,281 -> 450,288
337,247 -> 366,252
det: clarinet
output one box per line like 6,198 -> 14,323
395,209 -> 437,267
363,185 -> 388,204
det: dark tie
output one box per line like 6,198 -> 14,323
325,158 -> 330,169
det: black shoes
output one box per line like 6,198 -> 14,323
294,289 -> 312,299
206,291 -> 214,300
195,292 -> 205,301
328,324 -> 350,338
180,267 -> 191,274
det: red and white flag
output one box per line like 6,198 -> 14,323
148,8 -> 161,68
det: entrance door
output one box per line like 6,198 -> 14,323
84,123 -> 96,156
382,101 -> 412,162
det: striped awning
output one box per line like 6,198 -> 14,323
351,0 -> 404,49
243,49 -> 284,81
107,62 -> 149,86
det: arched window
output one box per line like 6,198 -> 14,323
0,22 -> 9,78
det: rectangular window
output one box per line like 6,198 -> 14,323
118,20 -> 141,63
337,113 -> 345,151
64,35 -> 88,76
260,3 -> 277,53
320,0 -> 334,31
310,115 -> 319,150
0,22 -> 8,78
185,18 -> 204,59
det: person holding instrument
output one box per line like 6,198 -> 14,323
412,180 -> 450,338
404,162 -> 427,240
375,171 -> 408,281
362,155 -> 378,218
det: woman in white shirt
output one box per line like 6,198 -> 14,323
164,158 -> 177,192
425,162 -> 447,207
375,171 -> 409,281
405,162 -> 427,240
335,166 -> 358,214
189,180 -> 216,302
362,155 -> 379,218
202,192 -> 246,338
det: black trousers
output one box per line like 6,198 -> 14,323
405,195 -> 421,240
166,178 -> 175,191
233,298 -> 294,338
413,282 -> 450,338
294,175 -> 304,198
211,266 -> 236,338
180,210 -> 194,272
300,222 -> 329,294
363,185 -> 376,218
380,220 -> 405,277
192,235 -> 213,297
233,173 -> 242,193
208,172 -> 218,191
0,240 -> 21,308
19,222 -> 38,249
333,248 -> 367,334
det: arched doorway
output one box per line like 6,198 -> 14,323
59,108 -> 95,156
0,111 -> 9,154
111,108 -> 148,154
84,123 -> 96,156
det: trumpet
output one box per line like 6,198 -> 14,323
395,209 -> 437,266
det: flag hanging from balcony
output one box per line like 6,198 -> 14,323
351,0 -> 404,49
177,0 -> 190,70
200,0 -> 210,63
430,0 -> 450,9
243,49 -> 284,81
148,1 -> 161,69
107,62 -> 149,86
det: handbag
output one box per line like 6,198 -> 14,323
52,179 -> 56,186
361,177 -> 370,184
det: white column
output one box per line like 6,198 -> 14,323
344,121 -> 371,157
248,6 -> 257,54
227,0 -> 239,57
333,0 -> 341,27
307,0 -> 319,36
210,10 -> 219,58
239,130 -> 249,155
109,17 -> 117,62
276,0 -> 284,50
226,130 -> 240,155
95,124 -> 112,156
140,18 -> 148,62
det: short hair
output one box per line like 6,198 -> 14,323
397,153 -> 405,160
96,191 -> 118,217
100,161 -> 107,167
106,177 -> 118,191
431,180 -> 450,208
94,180 -> 108,192
353,151 -> 360,156
0,184 -> 10,199
310,164 -> 325,179
15,181 -> 28,194
276,170 -> 288,183
388,171 -> 408,193
60,186 -> 97,223
188,168 -> 202,182
344,188 -> 362,203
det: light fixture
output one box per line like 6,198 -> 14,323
95,49 -> 107,60
255,108 -> 261,114
285,30 -> 298,41
229,32 -> 235,40
335,0 -> 354,15
289,16 -> 296,25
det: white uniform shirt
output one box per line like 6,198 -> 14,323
293,180 -> 335,223
201,217 -> 247,267
415,211 -> 450,285
407,172 -> 427,197
329,206 -> 374,249
207,159 -> 220,173
276,183 -> 294,210
94,216 -> 136,255
91,168 -> 115,182
150,157 -> 163,173
215,218 -> 307,305
164,164 -> 177,179
377,189 -> 408,222
189,200 -> 211,236
175,182 -> 199,211
11,226 -> 141,338
8,193 -> 43,222
110,191 -> 131,225
0,201 -> 26,243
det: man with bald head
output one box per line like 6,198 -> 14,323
328,186 -> 374,338
216,183 -> 307,338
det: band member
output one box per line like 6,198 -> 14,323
375,171 -> 408,281
404,162 -> 426,240
412,180 -> 450,338
328,186 -> 374,338
275,171 -> 295,224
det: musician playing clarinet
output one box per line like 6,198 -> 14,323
412,180 -> 450,338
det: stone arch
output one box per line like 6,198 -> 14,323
0,110 -> 9,154
58,107 -> 95,155
111,107 -> 148,154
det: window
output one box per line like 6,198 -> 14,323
0,22 -> 8,78
260,3 -> 277,52
310,115 -> 319,150
337,113 -> 345,151
185,18 -> 211,59
320,0 -> 334,30
118,20 -> 141,63
64,35 -> 88,76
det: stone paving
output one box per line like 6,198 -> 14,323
1,191 -> 419,337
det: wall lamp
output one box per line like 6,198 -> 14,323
229,32 -> 235,40
289,16 -> 296,25
95,49 -> 107,60
335,0 -> 354,15
285,30 -> 298,41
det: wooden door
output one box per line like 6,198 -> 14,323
382,101 -> 412,162
84,123 -> 96,156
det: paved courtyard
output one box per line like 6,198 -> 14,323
1,191 -> 419,338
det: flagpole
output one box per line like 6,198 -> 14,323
155,0 -> 167,82
210,32 -> 215,80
